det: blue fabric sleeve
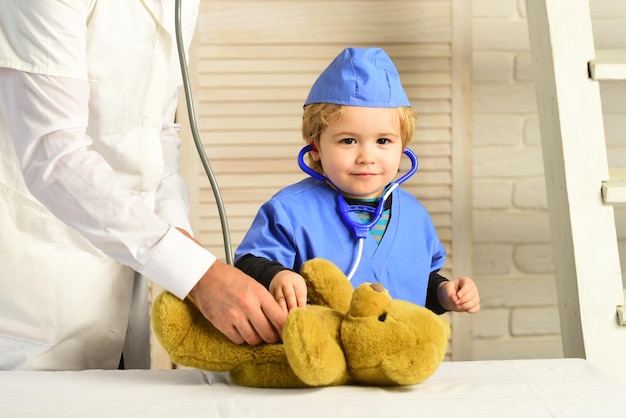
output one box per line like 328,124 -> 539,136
234,199 -> 298,270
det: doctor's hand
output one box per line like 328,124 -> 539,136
269,270 -> 308,314
437,277 -> 480,314
189,260 -> 286,345
178,229 -> 286,345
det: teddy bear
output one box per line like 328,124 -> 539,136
151,258 -> 451,388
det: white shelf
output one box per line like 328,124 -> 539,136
601,169 -> 626,203
589,49 -> 626,80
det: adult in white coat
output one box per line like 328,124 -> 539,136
0,0 -> 286,370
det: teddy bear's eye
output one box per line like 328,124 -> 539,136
378,312 -> 387,322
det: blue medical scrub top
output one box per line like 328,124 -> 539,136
235,178 -> 446,306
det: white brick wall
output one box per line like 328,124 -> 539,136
471,0 -> 626,360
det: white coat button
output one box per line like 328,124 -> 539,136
141,117 -> 151,128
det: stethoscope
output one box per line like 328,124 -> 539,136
175,0 -> 234,263
297,144 -> 419,280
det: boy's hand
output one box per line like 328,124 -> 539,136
269,270 -> 308,314
437,277 -> 480,314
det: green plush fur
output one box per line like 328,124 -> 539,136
152,258 -> 450,388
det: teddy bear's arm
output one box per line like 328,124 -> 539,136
282,307 -> 349,387
152,292 -> 255,371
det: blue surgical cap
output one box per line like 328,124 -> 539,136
303,47 -> 411,108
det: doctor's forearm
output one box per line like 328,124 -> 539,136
0,70 -> 213,297
154,86 -> 192,230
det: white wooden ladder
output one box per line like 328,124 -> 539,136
525,0 -> 626,386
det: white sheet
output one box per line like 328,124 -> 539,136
1,359 -> 625,418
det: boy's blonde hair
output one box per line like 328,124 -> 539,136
301,103 -> 416,174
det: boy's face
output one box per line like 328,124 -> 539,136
311,106 -> 404,200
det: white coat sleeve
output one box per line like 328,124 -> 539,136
0,70 -> 214,300
0,0 -> 216,299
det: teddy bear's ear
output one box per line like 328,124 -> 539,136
300,258 -> 354,313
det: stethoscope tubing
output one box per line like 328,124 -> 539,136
175,0 -> 234,263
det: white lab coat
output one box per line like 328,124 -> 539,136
0,0 -> 202,370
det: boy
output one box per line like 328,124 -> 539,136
235,48 -> 479,316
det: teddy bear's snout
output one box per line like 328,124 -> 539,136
370,283 -> 384,293
348,283 -> 392,318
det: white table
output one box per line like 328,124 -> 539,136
1,359 -> 625,417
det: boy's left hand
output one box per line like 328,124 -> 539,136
437,277 -> 480,314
